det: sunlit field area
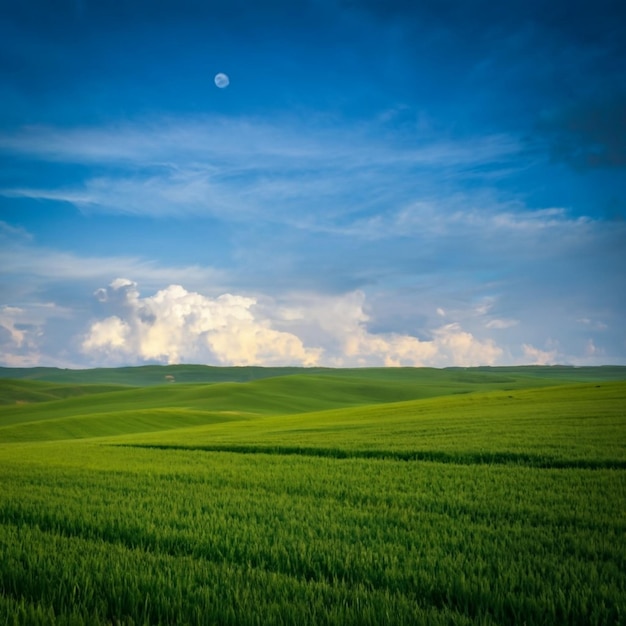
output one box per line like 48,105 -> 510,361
1,366 -> 625,625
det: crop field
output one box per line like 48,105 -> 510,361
0,366 -> 625,625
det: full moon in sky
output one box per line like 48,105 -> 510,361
214,73 -> 230,88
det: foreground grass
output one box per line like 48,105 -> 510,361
0,367 -> 625,625
1,443 -> 624,626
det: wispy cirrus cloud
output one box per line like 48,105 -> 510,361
0,117 -> 520,168
0,116 -> 523,225
0,239 -> 228,297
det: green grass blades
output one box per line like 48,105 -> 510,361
0,445 -> 624,626
115,381 -> 626,469
0,366 -> 625,625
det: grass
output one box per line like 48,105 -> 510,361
2,363 -> 625,387
0,379 -> 127,406
0,365 -> 625,625
115,381 -> 626,467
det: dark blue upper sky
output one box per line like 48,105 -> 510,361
1,0 -> 625,367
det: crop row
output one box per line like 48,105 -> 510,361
0,443 -> 624,625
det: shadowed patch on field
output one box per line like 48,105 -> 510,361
115,444 -> 626,469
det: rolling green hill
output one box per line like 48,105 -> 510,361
3,367 -> 624,445
1,367 -> 624,469
114,380 -> 626,468
0,364 -> 325,386
2,363 -> 625,386
0,365 -> 624,625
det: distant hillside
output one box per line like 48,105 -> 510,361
1,364 -> 625,387
0,379 -> 127,405
1,364 -> 625,444
0,364 -> 324,386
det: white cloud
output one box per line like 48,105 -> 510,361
585,338 -> 603,357
2,271 -> 621,368
0,300 -> 81,368
486,318 -> 519,329
0,243 -> 227,294
80,280 -> 506,368
431,323 -> 503,366
82,316 -> 130,353
0,118 -> 520,172
0,305 -> 43,367
0,220 -> 32,241
0,306 -> 29,347
81,281 -> 322,366
577,317 -> 608,331
522,343 -> 559,365
278,291 -> 441,366
334,198 -> 594,243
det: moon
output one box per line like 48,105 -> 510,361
214,73 -> 230,89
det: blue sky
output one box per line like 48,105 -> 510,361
1,0 -> 625,368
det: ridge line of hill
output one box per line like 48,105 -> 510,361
1,364 -> 625,387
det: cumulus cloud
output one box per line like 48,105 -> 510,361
522,343 -> 558,365
81,279 -> 505,368
431,323 -> 503,366
585,339 -> 602,357
271,291 -> 504,367
82,280 -> 321,366
0,305 -> 43,367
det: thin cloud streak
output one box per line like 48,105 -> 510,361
0,117 -> 521,170
0,244 -> 228,293
0,117 -> 526,232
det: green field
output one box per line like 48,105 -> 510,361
1,366 -> 625,625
